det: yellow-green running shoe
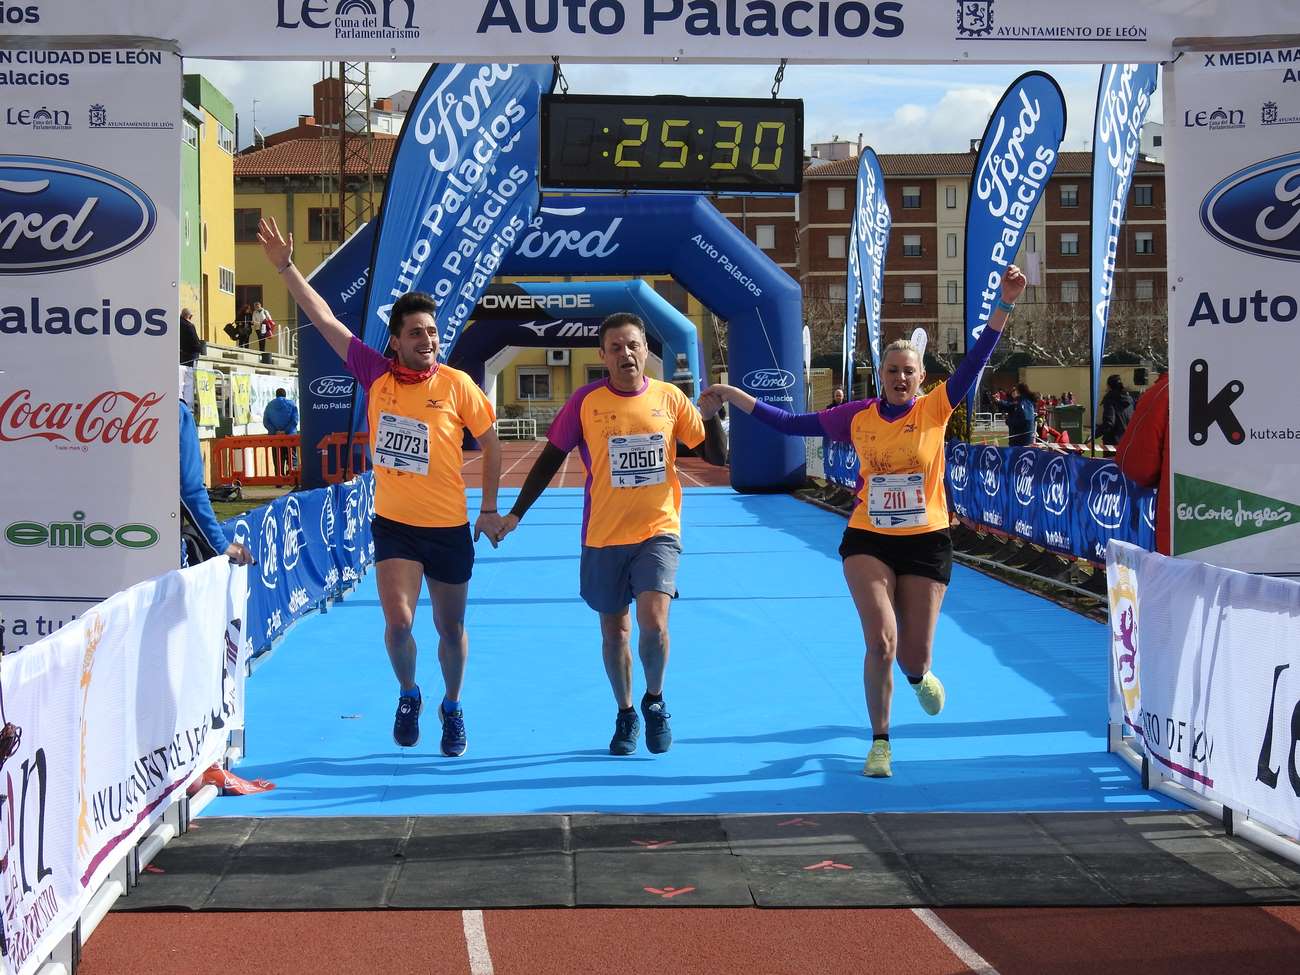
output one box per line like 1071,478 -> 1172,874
862,739 -> 892,777
913,671 -> 946,716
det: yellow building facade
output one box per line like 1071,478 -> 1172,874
183,75 -> 236,348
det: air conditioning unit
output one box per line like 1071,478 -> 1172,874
546,349 -> 570,366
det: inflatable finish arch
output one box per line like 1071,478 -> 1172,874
499,195 -> 806,492
449,279 -> 696,396
301,195 -> 805,492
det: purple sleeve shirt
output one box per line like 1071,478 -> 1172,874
944,325 -> 1003,408
548,381 -> 602,453
345,336 -> 391,390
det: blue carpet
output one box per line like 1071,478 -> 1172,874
205,488 -> 1174,817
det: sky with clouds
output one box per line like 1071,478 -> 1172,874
187,59 -> 1162,155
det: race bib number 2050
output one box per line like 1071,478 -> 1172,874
608,433 -> 667,488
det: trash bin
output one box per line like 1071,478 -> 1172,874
1051,404 -> 1084,444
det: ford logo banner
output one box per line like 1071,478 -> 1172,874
742,368 -> 797,391
0,155 -> 156,273
309,375 -> 355,398
1200,150 -> 1300,262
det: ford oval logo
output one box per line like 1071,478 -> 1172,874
309,375 -> 355,398
1200,150 -> 1300,262
742,368 -> 797,391
0,155 -> 156,274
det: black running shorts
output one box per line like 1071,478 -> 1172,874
838,527 -> 952,585
371,515 -> 474,585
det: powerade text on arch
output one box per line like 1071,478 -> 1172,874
477,0 -> 906,38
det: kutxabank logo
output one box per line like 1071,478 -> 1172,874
0,155 -> 156,273
1200,150 -> 1300,262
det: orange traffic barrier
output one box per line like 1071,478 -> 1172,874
317,431 -> 371,484
211,434 -> 302,487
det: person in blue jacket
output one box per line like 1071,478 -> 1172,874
262,387 -> 299,480
181,398 -> 253,567
1005,383 -> 1038,447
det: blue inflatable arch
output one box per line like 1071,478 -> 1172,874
450,280 -> 697,400
497,195 -> 805,491
298,194 -> 805,491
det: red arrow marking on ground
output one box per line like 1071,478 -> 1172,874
803,860 -> 853,872
777,817 -> 819,828
632,839 -> 677,849
644,885 -> 696,899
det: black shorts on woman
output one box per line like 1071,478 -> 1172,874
837,527 -> 953,585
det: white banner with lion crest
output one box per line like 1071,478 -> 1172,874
1107,540 -> 1300,840
0,558 -> 247,975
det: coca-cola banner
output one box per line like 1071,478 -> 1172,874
0,51 -> 180,653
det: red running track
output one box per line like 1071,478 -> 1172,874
82,905 -> 1300,974
461,441 -> 732,490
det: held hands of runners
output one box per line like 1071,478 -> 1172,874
494,513 -> 520,545
698,385 -> 735,420
225,541 -> 254,566
257,216 -> 293,271
474,511 -> 506,549
1001,264 -> 1027,304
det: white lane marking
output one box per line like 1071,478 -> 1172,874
911,908 -> 1001,975
462,909 -> 495,975
501,442 -> 539,479
677,464 -> 703,487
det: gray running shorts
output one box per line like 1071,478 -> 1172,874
579,533 -> 682,615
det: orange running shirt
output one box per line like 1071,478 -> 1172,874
548,377 -> 705,548
347,338 -> 495,528
820,386 -> 956,535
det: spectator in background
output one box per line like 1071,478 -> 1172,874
1116,371 -> 1170,555
252,301 -> 274,353
179,307 -> 202,367
235,305 -> 254,349
826,386 -> 845,409
1098,374 -> 1135,448
263,387 -> 299,480
1005,383 -> 1037,447
180,398 -> 253,568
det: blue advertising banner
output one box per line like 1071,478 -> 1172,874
1090,63 -> 1158,441
299,223 -> 373,489
942,444 -> 1155,562
972,444 -> 1010,533
222,473 -> 375,652
964,71 -> 1067,417
823,438 -> 861,490
854,148 -> 890,399
1074,456 -> 1157,562
844,174 -> 863,399
360,62 -> 554,363
1033,450 -> 1075,555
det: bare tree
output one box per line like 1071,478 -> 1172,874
803,280 -> 847,364
1106,296 -> 1170,370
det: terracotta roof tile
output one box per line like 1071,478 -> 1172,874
234,135 -> 397,177
803,151 -> 1163,178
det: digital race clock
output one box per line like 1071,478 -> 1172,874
541,94 -> 803,194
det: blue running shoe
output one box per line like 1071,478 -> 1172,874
641,697 -> 673,754
440,705 -> 467,757
393,693 -> 422,748
609,709 -> 640,755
